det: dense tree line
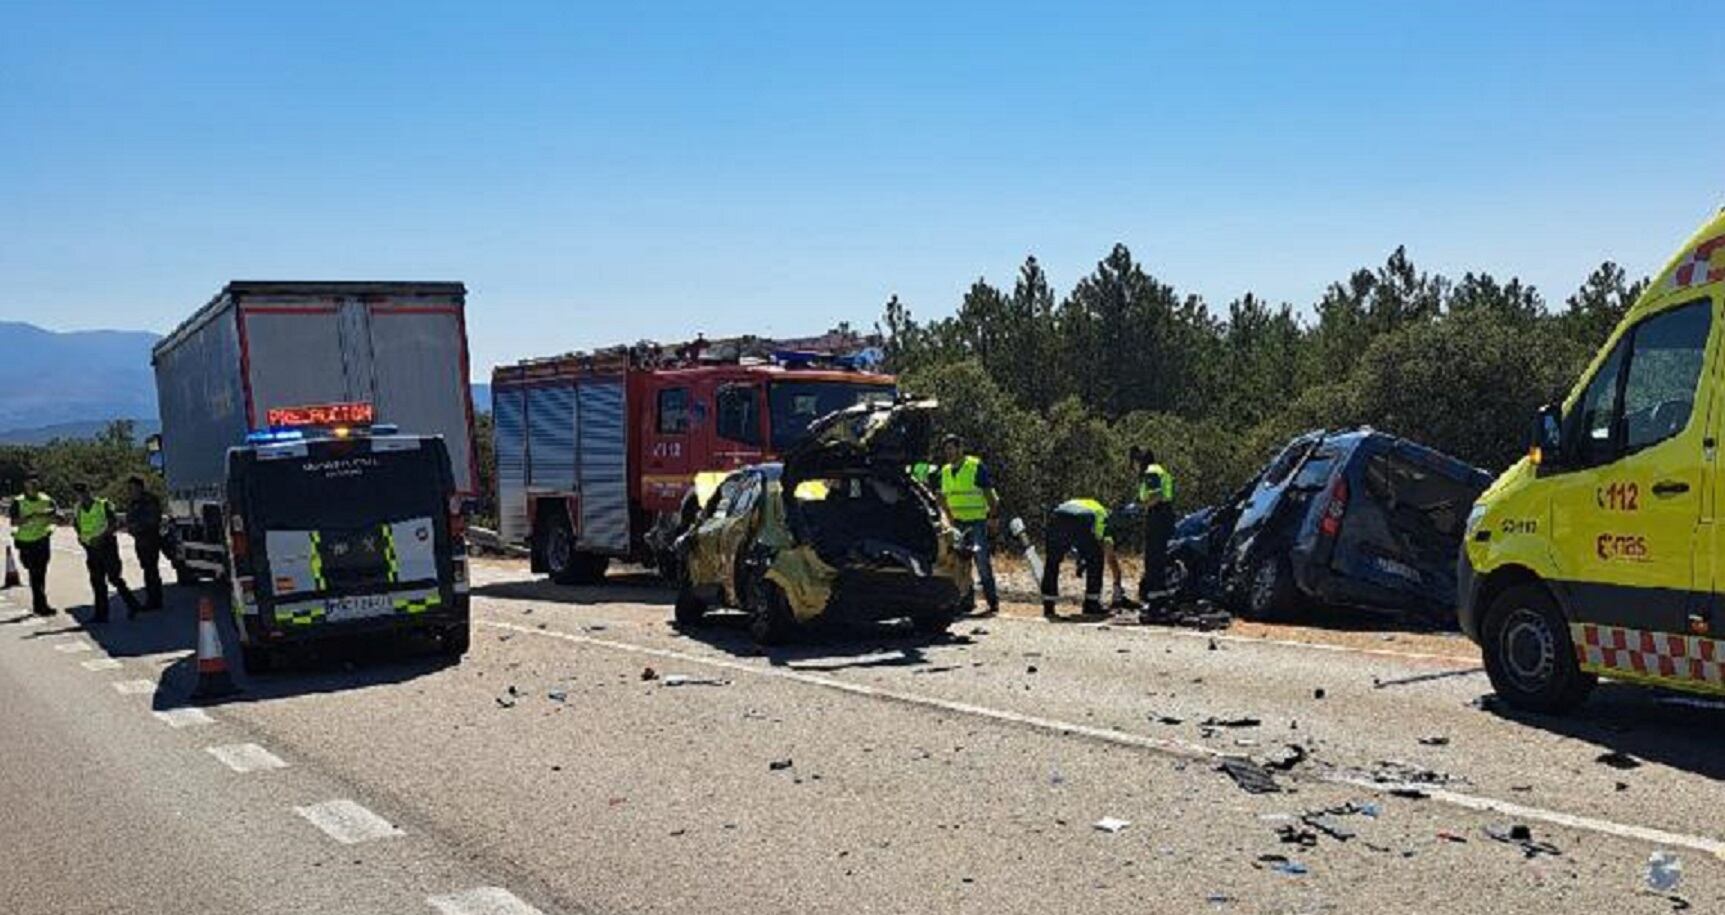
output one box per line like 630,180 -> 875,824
0,421 -> 161,506
882,246 -> 1646,529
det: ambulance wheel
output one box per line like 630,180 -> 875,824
749,580 -> 797,646
240,643 -> 275,674
440,624 -> 471,657
1481,583 -> 1595,714
1244,555 -> 1295,621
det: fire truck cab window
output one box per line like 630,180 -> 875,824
658,388 -> 690,435
716,385 -> 762,445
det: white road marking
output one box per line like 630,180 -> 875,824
54,640 -> 93,653
80,658 -> 122,671
111,680 -> 156,695
428,887 -> 546,915
206,743 -> 288,773
152,707 -> 214,728
294,799 -> 405,844
482,617 -> 1725,860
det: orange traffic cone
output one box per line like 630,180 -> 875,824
191,596 -> 239,703
2,546 -> 18,589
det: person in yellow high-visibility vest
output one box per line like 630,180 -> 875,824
1041,498 -> 1125,620
72,481 -> 142,624
1131,446 -> 1177,608
937,434 -> 1001,616
8,474 -> 58,616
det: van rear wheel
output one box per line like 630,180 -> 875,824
1481,583 -> 1595,714
1244,555 -> 1296,621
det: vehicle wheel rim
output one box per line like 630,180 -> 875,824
548,527 -> 572,572
1166,559 -> 1188,591
1499,607 -> 1556,691
1251,561 -> 1277,609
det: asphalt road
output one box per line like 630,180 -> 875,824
1,527 -> 1720,914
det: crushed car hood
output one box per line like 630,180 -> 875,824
781,397 -> 936,486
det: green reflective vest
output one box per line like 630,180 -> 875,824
1138,463 -> 1175,506
1057,498 -> 1111,541
940,456 -> 990,522
13,493 -> 55,544
75,498 -> 116,546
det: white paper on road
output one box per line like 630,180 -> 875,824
294,799 -> 405,844
428,887 -> 547,915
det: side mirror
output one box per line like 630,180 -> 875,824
1531,404 -> 1563,466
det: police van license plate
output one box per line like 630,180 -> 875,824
325,594 -> 394,622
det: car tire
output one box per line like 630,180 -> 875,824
440,624 -> 471,658
1244,555 -> 1296,621
240,642 -> 275,674
674,586 -> 708,627
749,579 -> 797,645
1481,583 -> 1595,714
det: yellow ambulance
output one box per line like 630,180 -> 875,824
1461,209 -> 1725,712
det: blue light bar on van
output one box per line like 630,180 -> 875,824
246,428 -> 306,445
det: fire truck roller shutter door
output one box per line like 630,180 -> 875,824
578,380 -> 630,553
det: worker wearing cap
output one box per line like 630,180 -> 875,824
124,475 -> 165,611
8,474 -> 58,616
1133,446 -> 1177,608
937,434 -> 1001,616
1041,498 -> 1125,620
73,481 -> 142,623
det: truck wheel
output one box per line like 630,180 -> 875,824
749,580 -> 798,645
240,642 -> 275,674
542,517 -> 579,584
1244,555 -> 1296,621
1481,583 -> 1595,714
440,624 -> 471,658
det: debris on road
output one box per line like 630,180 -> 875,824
1483,824 -> 1561,859
1151,714 -> 1185,726
662,674 -> 729,687
1368,759 -> 1454,787
769,759 -> 794,772
1313,688 -> 1326,700
1436,831 -> 1468,844
1218,757 -> 1281,794
547,690 -> 568,703
1276,824 -> 1318,847
1254,854 -> 1308,876
641,667 -> 659,682
1262,744 -> 1309,772
1202,716 -> 1262,729
1093,817 -> 1131,834
1596,750 -> 1643,770
1418,736 -> 1450,747
1646,850 -> 1683,893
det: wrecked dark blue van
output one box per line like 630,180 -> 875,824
1171,429 -> 1491,625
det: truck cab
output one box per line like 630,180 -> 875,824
1463,210 -> 1725,712
224,426 -> 471,670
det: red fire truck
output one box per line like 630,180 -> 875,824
491,336 -> 897,583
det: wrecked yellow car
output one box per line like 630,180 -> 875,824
672,399 -> 974,643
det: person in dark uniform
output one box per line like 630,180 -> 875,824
1040,498 -> 1124,620
73,481 -> 142,623
9,474 -> 58,616
124,475 -> 165,611
1132,446 -> 1177,611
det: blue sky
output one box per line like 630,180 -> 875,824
2,1 -> 1721,377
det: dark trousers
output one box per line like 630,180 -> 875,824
84,539 -> 140,620
1139,504 -> 1175,601
134,535 -> 164,609
1042,511 -> 1104,610
16,539 -> 51,614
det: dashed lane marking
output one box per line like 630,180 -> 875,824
294,799 -> 405,845
428,887 -> 546,915
80,658 -> 122,671
111,679 -> 156,695
481,618 -> 1725,861
152,707 -> 214,728
206,743 -> 288,773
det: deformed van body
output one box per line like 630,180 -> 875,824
1462,210 -> 1725,711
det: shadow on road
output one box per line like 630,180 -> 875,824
1480,683 -> 1725,781
472,573 -> 674,608
675,609 -> 979,671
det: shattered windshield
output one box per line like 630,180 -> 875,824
768,381 -> 897,449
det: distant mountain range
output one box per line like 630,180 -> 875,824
0,322 -> 160,438
0,322 -> 494,444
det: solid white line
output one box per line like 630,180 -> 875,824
294,799 -> 404,845
152,707 -> 214,728
427,887 -> 546,915
481,617 -> 1725,859
111,680 -> 156,695
206,743 -> 288,773
80,658 -> 122,671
